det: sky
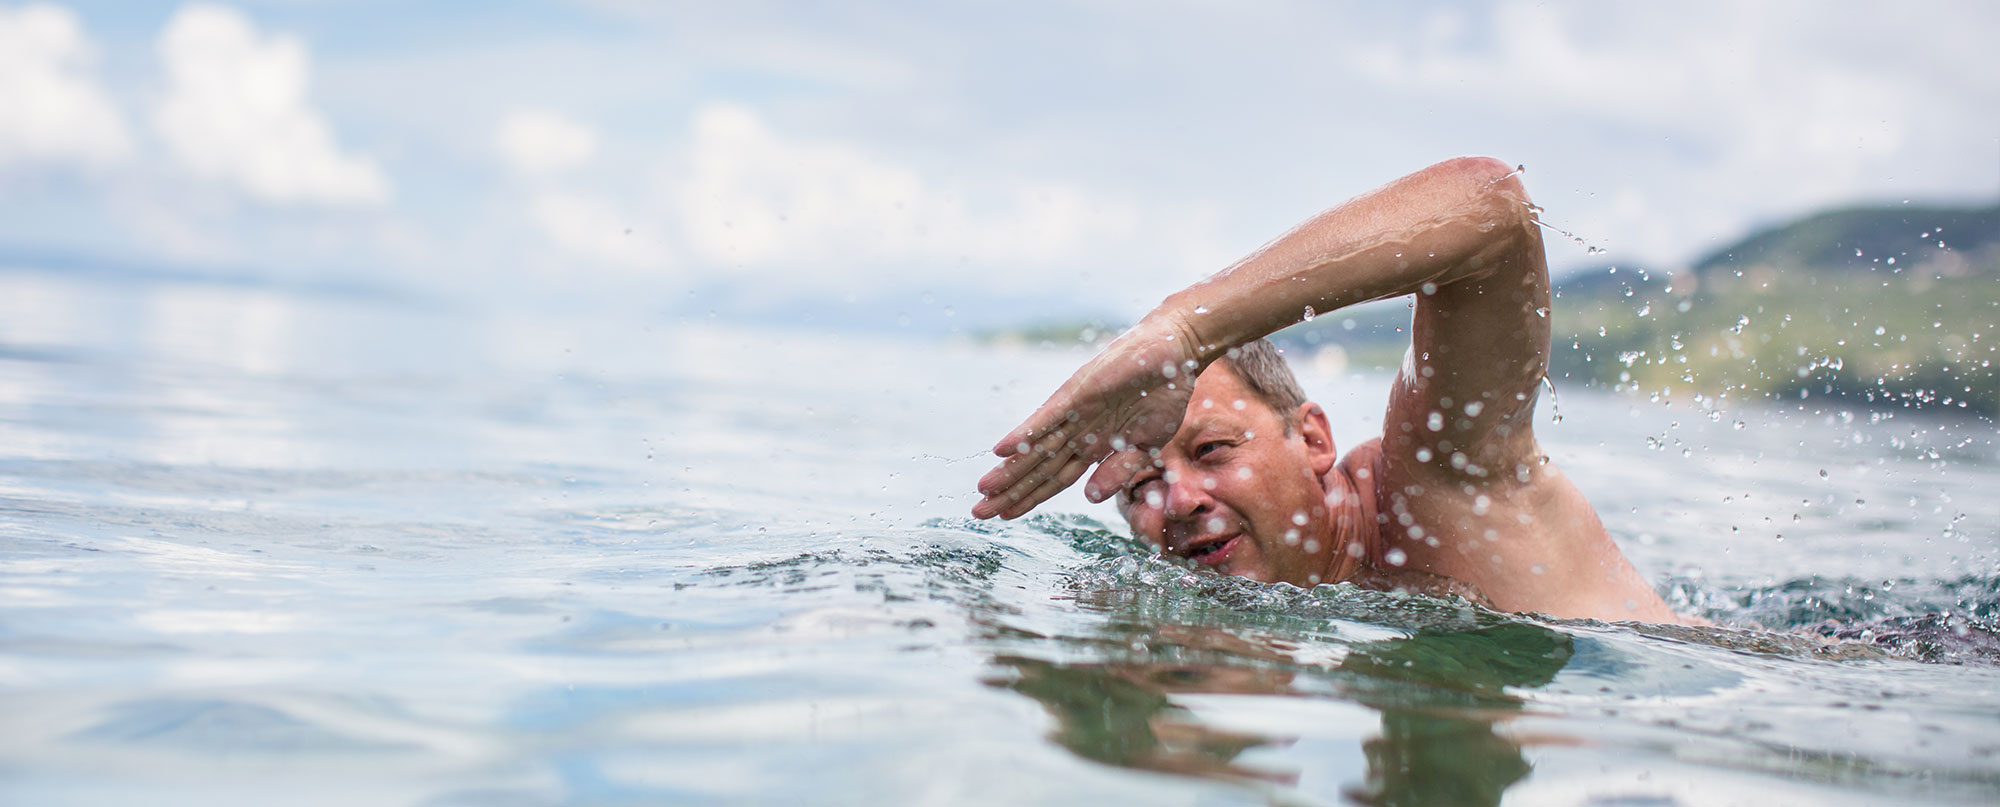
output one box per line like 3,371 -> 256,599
2,0 -> 1997,328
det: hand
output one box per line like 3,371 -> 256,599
972,316 -> 1205,519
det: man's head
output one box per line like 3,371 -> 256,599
1116,339 -> 1343,586
1215,339 -> 1310,426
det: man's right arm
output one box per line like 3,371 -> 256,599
975,157 -> 1551,519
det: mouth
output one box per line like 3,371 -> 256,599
1180,534 -> 1241,567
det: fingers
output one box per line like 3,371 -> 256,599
977,418 -> 1082,497
972,444 -> 1084,518
971,453 -> 1056,519
1083,447 -> 1150,503
992,430 -> 1030,458
976,439 -> 1057,499
992,397 -> 1079,457
993,454 -> 1091,520
972,428 -> 1106,520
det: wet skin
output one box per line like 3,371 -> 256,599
1114,361 -> 1365,588
974,156 -> 1690,623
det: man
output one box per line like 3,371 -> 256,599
971,157 -> 1688,624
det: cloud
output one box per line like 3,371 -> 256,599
491,108 -> 664,272
530,190 -> 671,272
672,104 -> 1144,286
0,3 -> 132,169
153,3 -> 389,206
1361,3 -> 1911,162
1336,1 -> 1977,265
495,108 -> 597,177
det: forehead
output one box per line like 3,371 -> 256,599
1180,363 -> 1285,436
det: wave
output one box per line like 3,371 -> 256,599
1662,572 -> 2000,664
694,514 -> 1999,666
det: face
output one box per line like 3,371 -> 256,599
1116,363 -> 1340,586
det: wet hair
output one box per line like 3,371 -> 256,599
1213,338 -> 1308,422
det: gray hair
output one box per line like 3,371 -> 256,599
1214,338 -> 1308,421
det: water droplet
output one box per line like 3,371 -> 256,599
1384,548 -> 1408,566
1302,305 -> 1317,322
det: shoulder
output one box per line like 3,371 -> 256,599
1335,437 -> 1386,484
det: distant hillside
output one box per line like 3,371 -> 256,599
1552,198 -> 2000,416
1553,263 -> 1673,298
1693,201 -> 2000,275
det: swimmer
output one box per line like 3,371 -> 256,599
973,157 -> 1692,624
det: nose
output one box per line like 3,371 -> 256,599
1162,465 -> 1213,522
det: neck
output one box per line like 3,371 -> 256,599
1319,457 -> 1381,584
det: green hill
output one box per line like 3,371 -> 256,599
1693,202 -> 2000,276
1551,200 -> 2000,416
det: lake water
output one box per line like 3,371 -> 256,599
2,266 -> 1996,806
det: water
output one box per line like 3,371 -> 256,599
2,266 -> 1997,806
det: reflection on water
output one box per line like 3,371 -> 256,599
993,620 -> 1570,806
2,266 -> 1999,805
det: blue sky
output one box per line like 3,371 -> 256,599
3,1 -> 1997,325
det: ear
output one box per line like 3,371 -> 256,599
1294,402 -> 1338,476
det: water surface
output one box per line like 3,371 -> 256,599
1,267 -> 1996,805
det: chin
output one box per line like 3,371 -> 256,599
1222,562 -> 1272,584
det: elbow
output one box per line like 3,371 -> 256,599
1435,155 -> 1536,234
1437,155 -> 1521,187
1437,155 -> 1529,203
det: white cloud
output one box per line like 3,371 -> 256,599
153,3 -> 389,206
0,3 -> 131,169
672,104 -> 1143,285
530,189 -> 671,272
495,108 -> 597,176
1337,1 -> 1974,266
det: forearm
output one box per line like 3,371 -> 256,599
1149,156 -> 1538,365
974,157 -> 1548,520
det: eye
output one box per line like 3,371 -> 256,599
1124,475 -> 1164,506
1194,441 -> 1230,460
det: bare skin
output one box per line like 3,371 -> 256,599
972,156 -> 1687,624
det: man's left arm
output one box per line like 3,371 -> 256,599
1375,165 -> 1683,623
